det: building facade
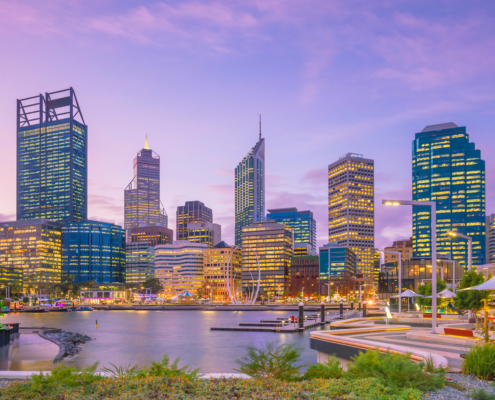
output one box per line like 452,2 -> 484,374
487,214 -> 495,264
125,138 -> 168,231
235,136 -> 265,245
290,256 -> 319,298
154,241 -> 207,296
186,222 -> 221,248
17,88 -> 87,223
125,242 -> 155,285
267,208 -> 316,253
176,201 -> 212,241
241,221 -> 293,297
319,243 -> 357,280
328,153 -> 374,278
0,219 -> 63,286
0,266 -> 23,290
384,238 -> 413,264
129,226 -> 173,247
412,123 -> 486,269
80,284 -> 126,305
62,221 -> 125,284
294,243 -> 315,257
203,241 -> 242,301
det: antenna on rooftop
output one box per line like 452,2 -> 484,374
259,114 -> 262,140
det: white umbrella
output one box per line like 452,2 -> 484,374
459,276 -> 495,291
391,289 -> 423,312
424,288 -> 456,299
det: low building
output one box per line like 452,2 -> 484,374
187,222 -> 221,248
294,243 -> 316,257
203,241 -> 241,301
80,284 -> 127,305
319,243 -> 357,281
477,264 -> 495,280
290,255 -> 319,298
384,238 -> 413,264
129,226 -> 173,247
325,273 -> 374,300
125,242 -> 155,285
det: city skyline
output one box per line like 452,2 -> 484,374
1,1 -> 495,250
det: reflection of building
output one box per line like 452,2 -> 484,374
203,241 -> 242,300
17,88 -> 87,223
487,214 -> 495,264
176,201 -> 212,241
241,221 -> 292,296
125,242 -> 155,284
0,220 -> 63,286
235,135 -> 265,245
187,222 -> 221,248
0,266 -> 23,289
328,153 -> 374,278
125,137 -> 168,231
290,255 -> 319,298
62,221 -> 125,284
267,208 -> 316,253
413,123 -> 486,269
378,257 -> 464,301
80,284 -> 126,305
129,226 -> 173,247
384,238 -> 413,264
155,241 -> 207,296
319,243 -> 357,280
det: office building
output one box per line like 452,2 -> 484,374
0,220 -> 63,286
125,242 -> 155,285
290,255 -> 319,298
176,201 -> 212,241
294,243 -> 315,257
412,123 -> 486,269
129,226 -> 173,247
241,221 -> 292,297
0,266 -> 23,290
319,243 -> 357,280
155,241 -> 207,296
17,88 -> 87,223
235,134 -> 265,245
487,214 -> 495,264
125,137 -> 168,231
186,222 -> 221,248
267,208 -> 316,253
328,153 -> 374,277
62,221 -> 125,284
384,238 -> 413,264
203,241 -> 242,301
374,251 -> 381,284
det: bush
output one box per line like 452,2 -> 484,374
22,297 -> 29,304
302,355 -> 344,380
138,354 -> 200,378
347,349 -> 445,391
471,388 -> 495,400
234,342 -> 304,381
462,343 -> 495,380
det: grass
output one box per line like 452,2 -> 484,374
462,343 -> 495,380
470,388 -> 495,400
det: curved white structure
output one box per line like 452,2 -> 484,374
226,245 -> 261,305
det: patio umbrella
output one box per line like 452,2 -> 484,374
459,276 -> 495,291
424,288 -> 456,299
178,291 -> 197,297
391,289 -> 423,312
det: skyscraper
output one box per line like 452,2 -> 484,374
125,137 -> 168,232
17,88 -> 87,222
235,127 -> 265,245
487,214 -> 495,264
176,201 -> 212,241
267,208 -> 316,253
328,153 -> 375,278
186,222 -> 221,248
412,123 -> 486,268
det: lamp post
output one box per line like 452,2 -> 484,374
447,231 -> 472,272
383,199 -> 437,333
377,250 -> 402,313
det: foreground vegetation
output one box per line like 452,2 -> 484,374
0,344 -> 449,400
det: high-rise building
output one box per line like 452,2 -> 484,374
241,221 -> 292,296
290,255 -> 320,298
129,226 -> 173,247
186,222 -> 221,248
203,241 -> 242,301
0,220 -> 63,286
384,238 -> 413,264
176,201 -> 212,241
17,88 -> 87,223
155,241 -> 207,296
319,243 -> 357,279
267,208 -> 316,253
328,153 -> 374,277
294,243 -> 315,257
125,242 -> 155,285
373,251 -> 381,284
62,221 -> 125,284
412,123 -> 486,268
235,134 -> 265,245
486,214 -> 495,264
0,266 -> 23,290
125,137 -> 168,232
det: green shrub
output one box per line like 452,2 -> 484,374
347,349 -> 445,391
234,342 -> 304,381
302,355 -> 344,380
471,388 -> 495,400
462,343 -> 495,380
137,354 -> 200,379
101,363 -> 141,379
22,297 -> 29,304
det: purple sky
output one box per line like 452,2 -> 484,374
0,1 -> 494,249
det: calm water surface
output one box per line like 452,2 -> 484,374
6,310 -> 323,372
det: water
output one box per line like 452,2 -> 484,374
4,310 -> 323,372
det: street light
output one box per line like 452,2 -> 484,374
383,199 -> 438,334
447,231 -> 472,272
377,249 -> 402,313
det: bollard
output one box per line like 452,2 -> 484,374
363,302 -> 367,318
350,301 -> 354,310
321,302 -> 326,324
298,302 -> 304,330
358,301 -> 362,311
339,300 -> 344,319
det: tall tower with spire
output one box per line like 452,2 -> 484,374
235,118 -> 265,245
124,137 -> 168,233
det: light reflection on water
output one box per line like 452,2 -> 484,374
5,310 -> 323,373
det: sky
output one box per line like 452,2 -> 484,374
0,0 -> 494,249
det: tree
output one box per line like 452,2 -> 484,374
417,279 -> 447,309
313,291 -> 319,300
142,278 -> 163,295
22,297 -> 29,304
296,291 -> 303,299
454,270 -> 490,319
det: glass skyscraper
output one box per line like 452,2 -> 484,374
176,201 -> 213,241
319,243 -> 357,279
17,88 -> 87,222
267,208 -> 316,253
235,136 -> 265,245
412,123 -> 486,268
125,137 -> 168,232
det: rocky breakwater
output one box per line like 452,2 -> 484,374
45,331 -> 92,358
